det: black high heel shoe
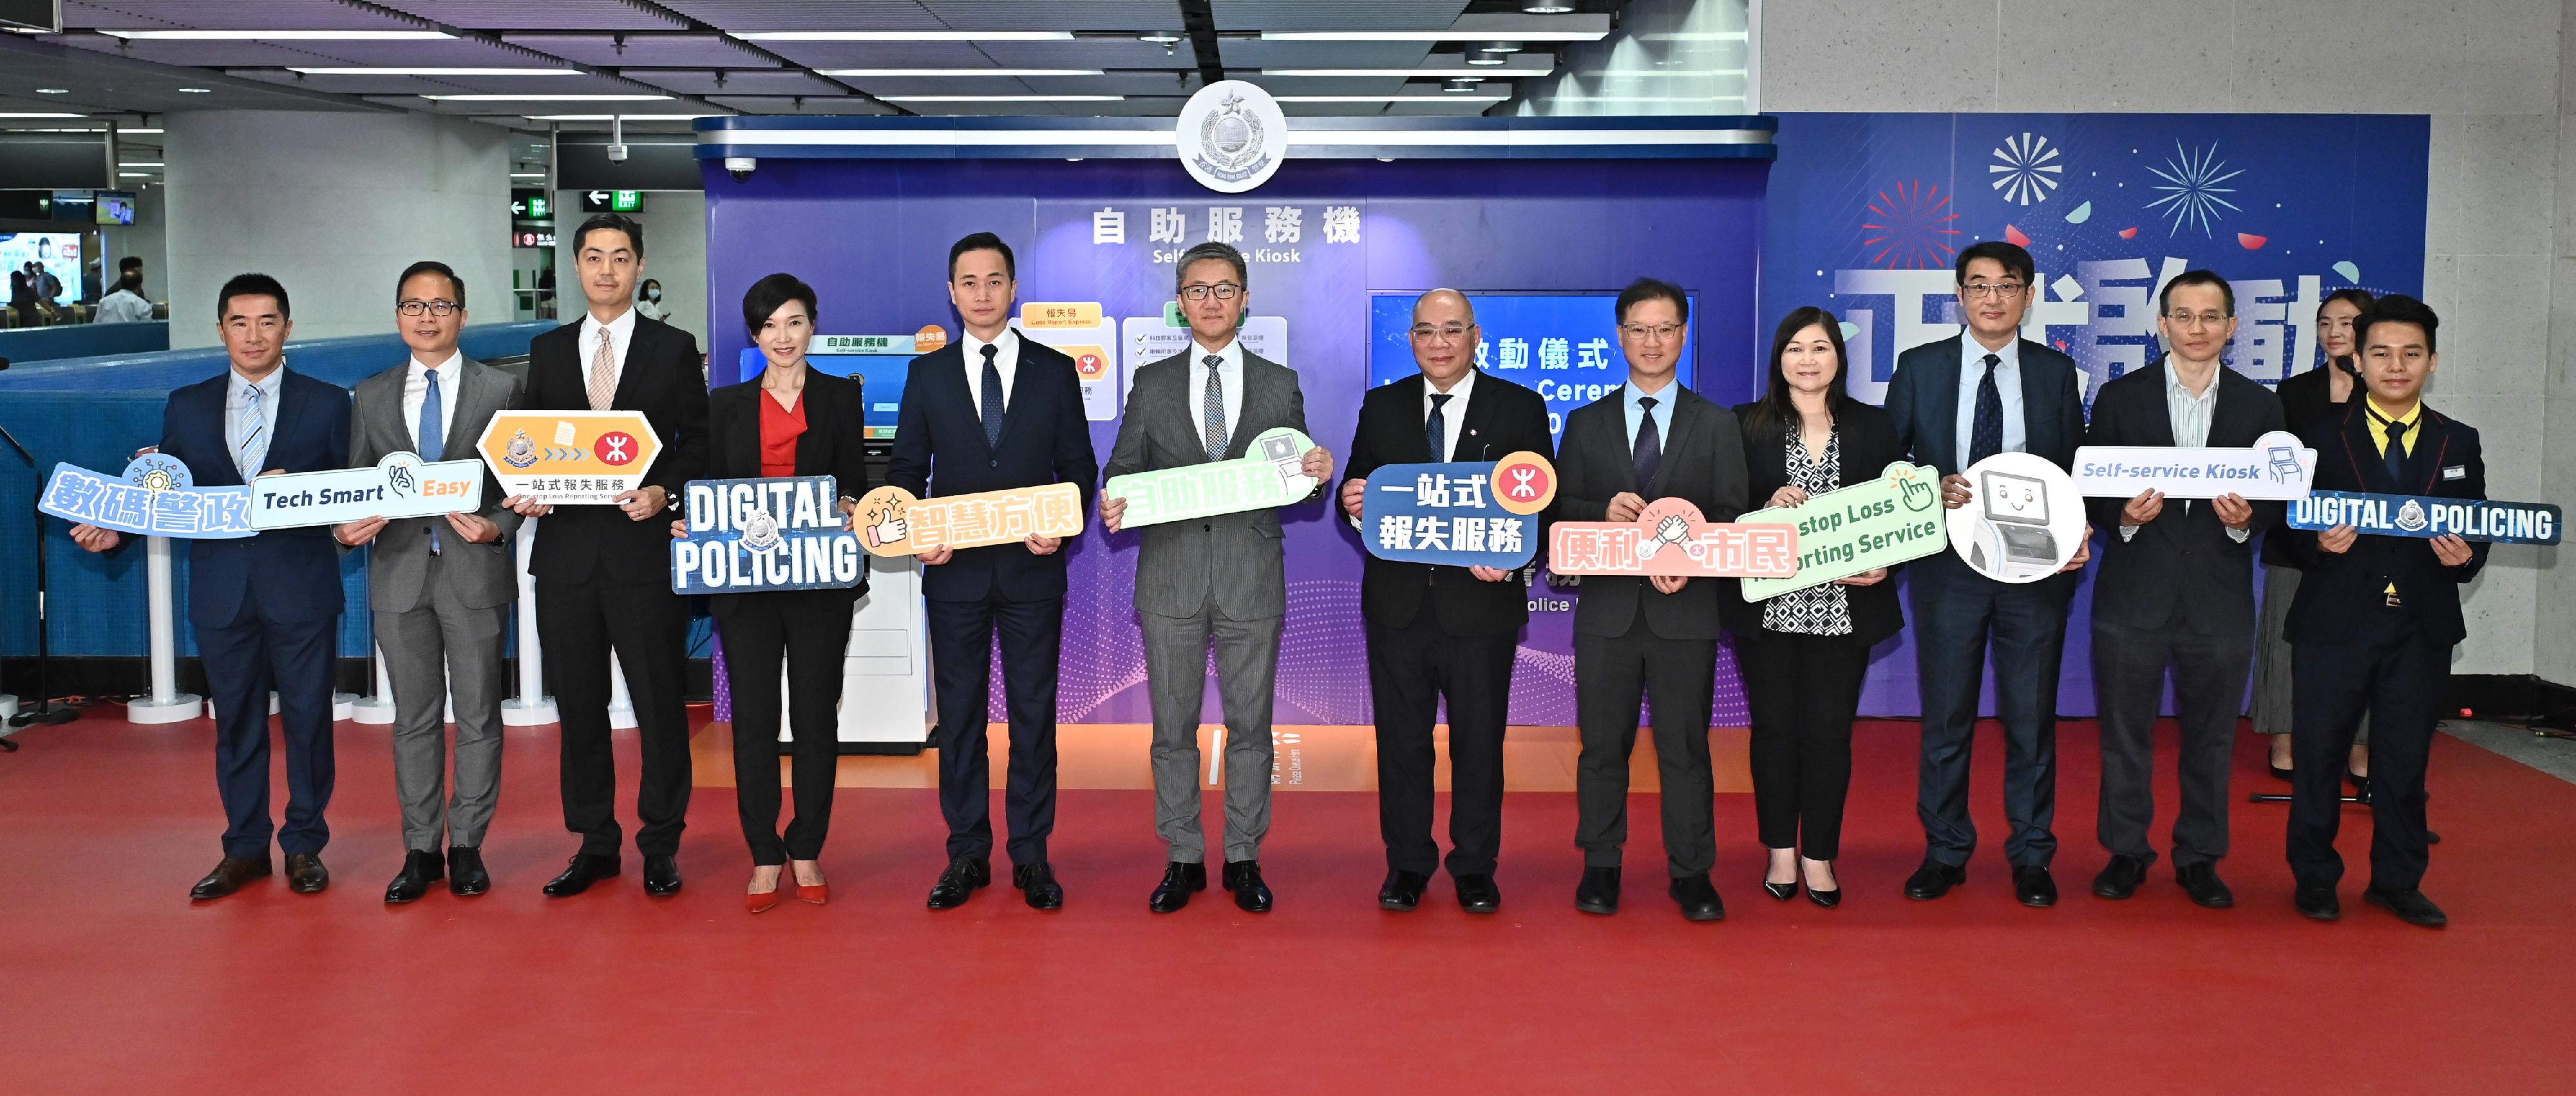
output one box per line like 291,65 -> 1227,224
1762,878 -> 1799,902
1803,862 -> 1841,909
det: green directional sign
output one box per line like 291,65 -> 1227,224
1739,461 -> 1949,600
579,189 -> 647,214
1106,427 -> 1316,528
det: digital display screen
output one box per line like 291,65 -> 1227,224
1367,291 -> 1697,444
735,347 -> 910,441
95,191 -> 136,225
0,232 -> 83,307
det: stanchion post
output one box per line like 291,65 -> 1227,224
125,536 -> 202,724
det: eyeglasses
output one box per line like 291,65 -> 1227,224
2164,310 -> 2231,329
1619,323 -> 1684,343
1179,283 -> 1242,301
1960,282 -> 2027,299
1409,323 -> 1470,340
397,299 -> 460,317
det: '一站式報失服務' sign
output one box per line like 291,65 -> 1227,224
1358,451 -> 1555,569
2286,490 -> 2560,545
477,410 -> 661,505
1741,462 -> 1947,600
2072,430 -> 2317,500
247,452 -> 483,529
37,454 -> 253,538
670,475 -> 866,594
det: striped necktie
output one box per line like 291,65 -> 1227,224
236,383 -> 269,482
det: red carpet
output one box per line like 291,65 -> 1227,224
4,710 -> 2572,1094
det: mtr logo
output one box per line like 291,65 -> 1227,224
594,431 -> 639,466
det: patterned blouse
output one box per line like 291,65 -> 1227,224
1759,428 -> 1855,636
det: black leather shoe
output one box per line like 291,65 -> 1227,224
927,857 -> 990,909
2177,862 -> 2234,909
189,856 -> 271,901
2363,887 -> 2447,928
2294,883 -> 2340,921
2092,854 -> 2149,900
1574,866 -> 1621,914
1222,860 -> 1273,912
1378,869 -> 1429,911
1148,861 -> 1206,912
384,849 -> 445,904
1761,874 -> 1798,902
542,853 -> 621,897
1806,883 -> 1841,910
1012,862 -> 1063,911
447,846 -> 490,897
1902,858 -> 1965,900
1669,873 -> 1725,921
641,855 -> 681,896
1454,873 -> 1501,914
2011,865 -> 2058,908
285,853 -> 330,894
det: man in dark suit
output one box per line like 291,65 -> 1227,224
1882,241 -> 2092,908
70,274 -> 352,900
1100,241 -> 1334,914
891,232 -> 1099,912
505,213 -> 708,898
2083,270 -> 2285,909
1557,278 -> 1745,922
1338,288 -> 1553,914
2283,295 -> 2485,929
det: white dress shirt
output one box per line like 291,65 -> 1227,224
2120,362 -> 2249,543
579,306 -> 638,393
96,288 -> 155,323
960,327 -> 1021,410
1954,328 -> 2027,470
403,351 -> 462,457
1421,368 -> 1478,461
1187,337 -> 1245,442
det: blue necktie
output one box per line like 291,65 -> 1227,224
1632,395 -> 1662,498
1969,353 -> 2003,466
978,343 -> 1005,448
419,368 -> 442,553
1425,392 -> 1452,461
236,383 -> 269,482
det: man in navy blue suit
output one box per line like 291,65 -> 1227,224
71,274 -> 352,901
890,232 -> 1099,912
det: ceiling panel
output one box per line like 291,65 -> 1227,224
62,1 -> 420,31
232,71 -> 655,97
1218,41 -> 1438,68
914,2 -> 1184,30
706,95 -> 891,116
657,2 -> 947,32
972,40 -> 1200,68
623,69 -> 840,96
756,41 -> 1005,68
501,33 -> 770,68
1209,1 -> 1470,32
373,1 -> 688,32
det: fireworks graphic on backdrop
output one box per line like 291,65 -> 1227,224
1861,180 -> 1963,269
2145,140 -> 2244,238
1989,132 -> 2062,205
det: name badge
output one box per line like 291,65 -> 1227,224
2442,465 -> 2467,480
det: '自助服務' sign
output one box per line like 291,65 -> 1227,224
1104,426 -> 1316,529
669,476 -> 866,594
2286,490 -> 2561,545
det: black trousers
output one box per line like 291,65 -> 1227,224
720,594 -> 853,865
1910,563 -> 2072,868
2092,618 -> 2250,869
2287,607 -> 2446,890
539,578 -> 692,858
1365,606 -> 1515,877
929,593 -> 1063,866
1574,609 -> 1718,878
1736,629 -> 1868,861
198,612 -> 339,858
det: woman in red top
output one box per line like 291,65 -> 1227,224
674,273 -> 871,912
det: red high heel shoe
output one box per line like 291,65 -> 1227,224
793,862 -> 828,905
747,871 -> 782,914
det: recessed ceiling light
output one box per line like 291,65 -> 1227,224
818,69 -> 1104,77
1443,79 -> 1486,92
177,88 -> 213,93
421,94 -> 671,101
118,162 -> 163,167
1479,41 -> 1526,53
522,113 -> 723,121
877,95 -> 1126,102
735,31 -> 1074,42
1261,67 -> 1539,77
119,172 -> 153,178
0,112 -> 86,118
1520,3 -> 1578,12
510,171 -> 546,177
101,30 -> 457,41
1139,32 -> 1184,44
123,128 -> 163,133
35,88 -> 69,94
1466,53 -> 1507,66
1272,95 -> 1509,103
289,68 -> 583,77
1262,30 -> 1596,43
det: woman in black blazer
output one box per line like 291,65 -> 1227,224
674,273 -> 870,912
1726,307 -> 1906,909
2253,288 -> 2374,781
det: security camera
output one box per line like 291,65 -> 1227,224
725,156 -> 757,182
605,143 -> 629,162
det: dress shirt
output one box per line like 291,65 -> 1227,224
1620,375 -> 1678,452
579,305 -> 638,394
224,365 -> 286,473
1187,337 -> 1245,442
961,327 -> 1021,410
96,288 -> 155,323
1954,328 -> 2027,471
1421,367 -> 1479,461
402,351 -> 462,457
2119,361 -> 2249,543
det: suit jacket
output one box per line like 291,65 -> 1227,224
2262,362 -> 2356,569
2283,401 -> 2490,648
1723,399 -> 1907,646
160,368 -> 351,627
2082,360 -> 2286,635
1344,371 -> 1554,638
347,356 -> 525,614
1555,383 -> 1747,641
703,368 -> 873,616
1883,333 -> 2087,593
1102,346 -> 1312,621
886,336 -> 1100,603
520,313 -> 708,586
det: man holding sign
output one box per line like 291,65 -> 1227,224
1338,288 -> 1552,914
2283,296 -> 2485,928
2080,270 -> 2285,910
1101,241 -> 1332,914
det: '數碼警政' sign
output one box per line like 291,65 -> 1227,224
1358,451 -> 1555,569
37,454 -> 254,538
670,475 -> 866,594
2286,490 -> 2560,545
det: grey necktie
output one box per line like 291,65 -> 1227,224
1201,355 -> 1227,462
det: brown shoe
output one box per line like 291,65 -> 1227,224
189,856 -> 272,901
285,853 -> 330,894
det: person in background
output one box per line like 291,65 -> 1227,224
2255,288 -> 2376,784
34,261 -> 64,321
8,267 -> 31,326
636,278 -> 669,323
97,261 -> 156,324
1726,307 -> 1904,911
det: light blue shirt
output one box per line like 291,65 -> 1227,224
1620,376 -> 1678,453
1953,328 -> 2026,470
224,365 -> 285,475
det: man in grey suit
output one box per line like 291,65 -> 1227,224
1099,241 -> 1334,914
332,261 -> 526,903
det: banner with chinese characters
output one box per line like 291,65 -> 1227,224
475,410 -> 661,505
2072,430 -> 2316,500
853,482 -> 1086,557
247,451 -> 484,529
1548,499 -> 1800,579
37,455 -> 254,539
1104,426 -> 1316,529
670,475 -> 865,594
2286,491 -> 2561,545
1741,462 -> 1947,600
1017,301 -> 1122,420
1358,451 -> 1555,569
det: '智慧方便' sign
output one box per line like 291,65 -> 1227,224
670,476 -> 866,594
2286,490 -> 2560,545
853,482 -> 1085,557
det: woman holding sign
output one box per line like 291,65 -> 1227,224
676,273 -> 870,912
1727,308 -> 1906,909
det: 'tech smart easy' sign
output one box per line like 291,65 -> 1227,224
247,451 -> 484,529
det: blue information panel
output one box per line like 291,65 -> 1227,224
37,455 -> 254,539
1357,453 -> 1556,569
670,475 -> 866,594
2286,490 -> 2561,545
1367,292 -> 1696,444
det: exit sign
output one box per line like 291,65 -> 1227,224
580,189 -> 647,213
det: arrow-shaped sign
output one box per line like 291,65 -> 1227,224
510,200 -> 527,216
588,191 -> 609,203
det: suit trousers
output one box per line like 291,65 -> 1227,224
2252,564 -> 2369,743
1573,610 -> 1719,878
1141,603 -> 1280,864
1365,607 -> 1515,877
1736,629 -> 1869,861
539,576 -> 692,858
2092,618 -> 2251,868
1911,566 -> 2071,868
2287,606 -> 2445,890
718,594 -> 852,865
929,593 -> 1063,866
198,612 -> 339,859
376,553 -> 509,851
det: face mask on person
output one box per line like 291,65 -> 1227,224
646,288 -> 662,301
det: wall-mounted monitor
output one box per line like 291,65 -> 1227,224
94,190 -> 136,225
